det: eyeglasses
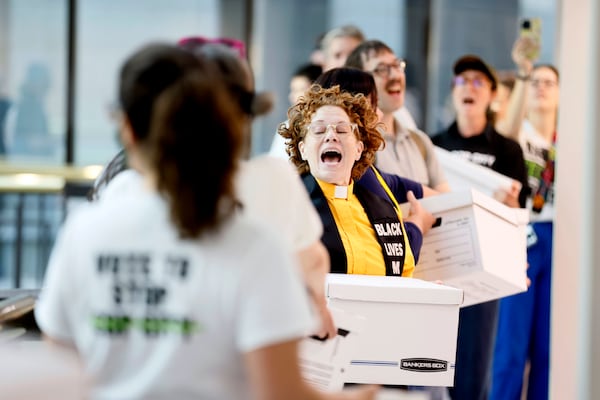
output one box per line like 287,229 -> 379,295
530,79 -> 558,88
452,76 -> 489,88
177,36 -> 247,59
307,122 -> 357,135
371,60 -> 406,78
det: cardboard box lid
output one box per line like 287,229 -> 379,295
434,146 -> 522,195
400,189 -> 529,226
326,274 -> 463,305
514,208 -> 531,225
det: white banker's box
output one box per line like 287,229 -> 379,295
402,189 -> 529,307
326,274 -> 463,386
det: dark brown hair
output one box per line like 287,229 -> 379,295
119,43 -> 243,238
344,40 -> 394,70
315,67 -> 378,109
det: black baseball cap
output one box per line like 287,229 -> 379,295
453,55 -> 498,90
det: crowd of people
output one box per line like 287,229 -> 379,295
33,22 -> 558,400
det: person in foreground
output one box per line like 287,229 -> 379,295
90,36 -> 336,339
279,84 -> 435,277
35,43 -> 376,400
179,36 -> 335,339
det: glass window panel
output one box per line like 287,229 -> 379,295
75,0 -> 220,166
0,0 -> 67,163
0,0 -> 67,290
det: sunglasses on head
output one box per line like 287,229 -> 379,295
177,37 -> 246,59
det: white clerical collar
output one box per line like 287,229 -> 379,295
316,178 -> 354,200
334,185 -> 349,199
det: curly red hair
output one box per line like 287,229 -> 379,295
278,84 -> 383,181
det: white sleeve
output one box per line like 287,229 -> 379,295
34,222 -> 77,343
268,121 -> 290,159
238,156 -> 323,252
419,129 -> 448,188
235,229 -> 315,353
282,162 -> 323,251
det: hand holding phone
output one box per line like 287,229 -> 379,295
519,18 -> 542,62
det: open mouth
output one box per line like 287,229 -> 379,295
462,97 -> 475,104
386,81 -> 403,97
321,150 -> 342,163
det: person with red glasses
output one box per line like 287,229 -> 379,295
431,55 -> 529,400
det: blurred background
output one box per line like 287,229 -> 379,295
0,0 -> 558,289
3,3 -> 600,398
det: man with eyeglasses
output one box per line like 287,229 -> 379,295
345,40 -> 450,193
432,55 -> 529,400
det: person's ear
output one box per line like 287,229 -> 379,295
298,140 -> 306,161
119,114 -> 137,150
355,141 -> 364,161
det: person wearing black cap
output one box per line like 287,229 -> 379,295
431,55 -> 529,400
432,55 -> 528,207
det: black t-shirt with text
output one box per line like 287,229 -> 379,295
432,121 -> 529,207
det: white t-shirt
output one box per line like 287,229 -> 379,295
120,157 -> 324,313
519,120 -> 554,222
97,157 -> 323,253
269,131 -> 288,160
236,155 -> 323,251
268,120 -> 290,160
35,175 -> 315,400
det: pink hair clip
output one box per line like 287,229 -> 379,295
177,36 -> 247,59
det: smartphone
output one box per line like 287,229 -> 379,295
519,17 -> 542,61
